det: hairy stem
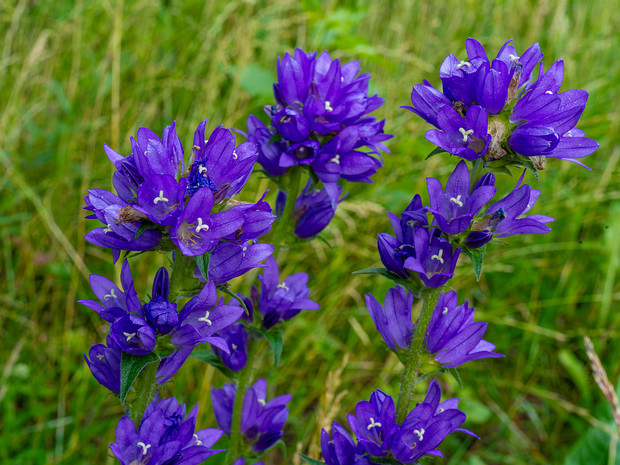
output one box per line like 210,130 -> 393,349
129,361 -> 159,424
395,287 -> 442,423
226,338 -> 266,464
271,166 -> 303,250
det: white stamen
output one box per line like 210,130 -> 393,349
325,101 -> 333,112
459,127 -> 474,142
258,398 -> 266,406
103,224 -> 112,234
104,289 -> 117,300
456,60 -> 471,70
193,434 -> 202,446
123,332 -> 136,342
450,194 -> 463,207
193,145 -> 201,150
204,139 -> 209,144
195,217 -> 210,233
545,90 -> 553,94
508,54 -> 520,62
329,154 -> 340,164
198,310 -> 212,326
277,282 -> 289,291
242,246 -> 247,252
367,417 -> 382,430
438,408 -> 445,413
340,76 -> 344,82
232,150 -> 238,160
137,441 -> 151,455
198,164 -> 207,174
431,249 -> 445,264
442,306 -> 449,315
413,428 -> 425,441
232,344 -> 238,350
97,354 -> 105,360
153,190 -> 169,204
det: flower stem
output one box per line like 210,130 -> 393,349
169,252 -> 199,302
129,361 -> 159,424
271,166 -> 303,250
395,287 -> 442,423
226,338 -> 266,465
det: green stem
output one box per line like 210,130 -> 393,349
225,338 -> 266,464
395,288 -> 442,423
470,158 -> 485,192
129,361 -> 159,424
271,166 -> 303,250
169,252 -> 198,302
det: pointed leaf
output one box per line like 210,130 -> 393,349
252,327 -> 283,366
352,268 -> 422,295
217,285 -> 250,315
135,222 -> 158,239
190,348 -> 236,380
195,252 -> 211,281
426,146 -> 448,160
462,246 -> 486,281
299,454 -> 326,465
120,352 -> 160,404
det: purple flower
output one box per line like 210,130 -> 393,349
406,38 -> 598,167
250,48 -> 391,183
257,256 -> 320,329
172,187 -> 245,256
483,172 -> 554,237
347,390 -> 398,457
211,379 -> 291,453
321,421 -> 373,465
403,228 -> 461,288
205,240 -> 275,285
425,105 -> 491,161
426,291 -> 504,367
84,336 -> 122,393
110,395 -> 224,465
276,181 -> 347,239
377,195 -> 428,279
365,286 -> 413,351
391,379 -> 478,463
426,160 -> 496,235
212,324 -> 248,372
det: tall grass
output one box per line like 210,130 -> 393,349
1,0 -> 619,463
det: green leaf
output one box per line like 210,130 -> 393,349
425,146 -> 447,160
252,327 -> 283,366
462,246 -> 486,281
268,132 -> 283,145
120,352 -> 160,404
195,252 -> 211,281
190,348 -> 236,380
239,63 -> 277,99
352,268 -> 422,295
217,285 -> 250,315
135,222 -> 158,239
299,454 -> 325,465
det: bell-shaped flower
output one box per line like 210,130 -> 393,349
257,256 -> 320,329
403,228 -> 461,288
110,395 -> 224,465
426,291 -> 504,368
347,390 -> 398,457
365,286 -> 414,352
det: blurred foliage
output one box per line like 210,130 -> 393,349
1,0 -> 619,464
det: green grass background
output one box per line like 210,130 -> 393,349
1,0 -> 619,463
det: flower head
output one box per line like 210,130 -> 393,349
405,38 -> 598,168
109,395 -> 224,465
365,286 -> 414,352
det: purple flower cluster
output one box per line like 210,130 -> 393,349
377,161 -> 553,287
248,49 -> 391,184
406,38 -> 598,168
212,378 -> 291,453
110,395 -> 224,465
365,286 -> 502,367
84,120 -> 275,262
81,260 -> 244,391
321,380 -> 477,464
